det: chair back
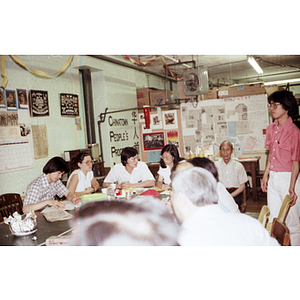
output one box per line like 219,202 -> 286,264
270,218 -> 290,246
278,194 -> 293,224
0,193 -> 23,219
258,205 -> 270,228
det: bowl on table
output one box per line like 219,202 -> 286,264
8,213 -> 37,236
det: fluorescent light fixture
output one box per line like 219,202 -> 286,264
264,78 -> 300,85
248,56 -> 263,74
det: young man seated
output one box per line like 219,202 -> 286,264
215,141 -> 248,213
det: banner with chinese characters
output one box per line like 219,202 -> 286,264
105,109 -> 141,166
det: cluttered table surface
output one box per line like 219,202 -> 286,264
0,187 -> 170,246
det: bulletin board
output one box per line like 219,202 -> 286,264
180,94 -> 270,157
139,109 -> 184,162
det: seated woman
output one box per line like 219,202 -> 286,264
156,144 -> 184,191
103,147 -> 155,189
188,157 -> 240,213
66,151 -> 100,197
23,156 -> 80,214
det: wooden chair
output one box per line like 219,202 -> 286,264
258,205 -> 270,228
266,194 -> 293,233
0,193 -> 24,219
270,218 -> 290,246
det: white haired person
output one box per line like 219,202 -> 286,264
170,167 -> 279,246
70,197 -> 179,246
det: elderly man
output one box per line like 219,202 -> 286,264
170,167 -> 279,246
215,141 -> 248,212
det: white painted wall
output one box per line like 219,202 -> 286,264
0,55 -> 175,196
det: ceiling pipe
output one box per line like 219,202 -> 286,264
88,55 -> 178,83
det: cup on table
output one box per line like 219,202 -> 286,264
110,184 -> 116,190
102,188 -> 108,194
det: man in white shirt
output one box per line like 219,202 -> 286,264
170,167 -> 279,246
103,147 -> 155,189
215,141 -> 248,212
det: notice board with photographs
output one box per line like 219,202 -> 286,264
139,109 -> 184,163
180,94 -> 270,158
0,88 -> 35,173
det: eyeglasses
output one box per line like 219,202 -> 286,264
128,155 -> 139,162
161,155 -> 174,161
268,102 -> 281,109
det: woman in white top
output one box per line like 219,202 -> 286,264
157,144 -> 184,191
67,152 -> 100,197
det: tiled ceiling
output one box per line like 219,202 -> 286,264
114,55 -> 300,87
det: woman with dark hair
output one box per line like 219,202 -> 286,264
157,144 -> 184,191
23,156 -> 80,214
67,151 -> 100,197
103,147 -> 155,189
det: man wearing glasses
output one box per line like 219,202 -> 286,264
103,147 -> 155,190
261,90 -> 300,245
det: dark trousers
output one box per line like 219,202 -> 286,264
226,188 -> 243,210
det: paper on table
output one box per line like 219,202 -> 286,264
43,210 -> 73,222
41,200 -> 75,214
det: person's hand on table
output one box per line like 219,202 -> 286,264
85,187 -> 94,194
48,200 -> 66,210
71,195 -> 81,204
120,181 -> 131,189
161,183 -> 170,191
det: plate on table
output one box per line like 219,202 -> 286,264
11,229 -> 37,236
81,193 -> 108,202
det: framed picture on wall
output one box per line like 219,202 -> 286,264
60,93 -> 79,116
17,89 -> 28,109
0,88 -> 5,108
29,90 -> 49,117
143,132 -> 165,151
5,90 -> 17,111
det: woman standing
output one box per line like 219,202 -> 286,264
157,144 -> 184,191
67,152 -> 100,197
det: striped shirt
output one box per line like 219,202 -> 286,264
24,173 -> 68,206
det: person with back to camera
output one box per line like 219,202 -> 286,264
189,157 -> 240,213
66,151 -> 100,197
170,167 -> 279,246
23,156 -> 80,214
103,147 -> 155,190
156,144 -> 185,191
215,141 -> 248,213
70,196 -> 179,246
261,90 -> 300,246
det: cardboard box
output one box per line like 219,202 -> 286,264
149,90 -> 173,106
218,83 -> 266,98
177,81 -> 186,99
203,89 -> 218,100
264,85 -> 285,97
136,88 -> 157,108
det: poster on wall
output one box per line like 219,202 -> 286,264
166,130 -> 179,147
17,89 -> 28,109
29,90 -> 49,117
105,109 -> 141,166
162,110 -> 178,129
5,90 -> 17,111
60,93 -> 79,116
143,132 -> 165,151
0,88 -> 6,108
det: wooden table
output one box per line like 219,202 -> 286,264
237,157 -> 261,203
0,211 -> 73,246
